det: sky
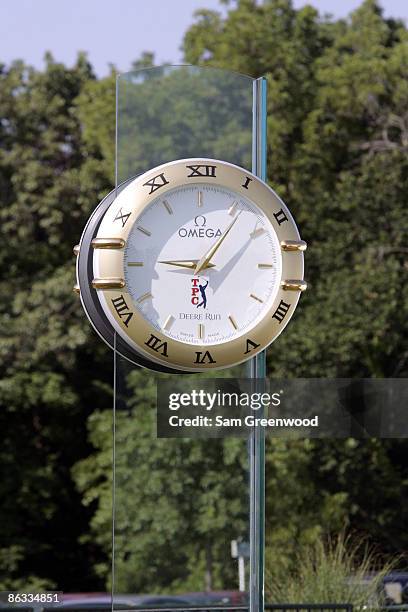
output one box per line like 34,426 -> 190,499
0,0 -> 407,77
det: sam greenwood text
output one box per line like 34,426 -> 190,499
168,415 -> 319,428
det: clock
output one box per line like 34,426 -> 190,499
75,158 -> 307,372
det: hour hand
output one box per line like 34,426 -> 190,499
158,259 -> 215,270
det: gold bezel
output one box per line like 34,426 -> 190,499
93,158 -> 305,371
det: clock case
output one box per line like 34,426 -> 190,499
90,157 -> 305,372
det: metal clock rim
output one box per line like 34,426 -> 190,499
93,157 -> 306,372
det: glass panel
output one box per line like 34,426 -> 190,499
113,65 -> 255,607
116,65 -> 253,185
247,77 -> 267,612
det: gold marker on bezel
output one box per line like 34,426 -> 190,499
92,278 -> 125,289
92,238 -> 126,249
281,240 -> 307,252
281,279 -> 307,292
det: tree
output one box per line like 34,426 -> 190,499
74,369 -> 249,592
0,54 -> 113,589
185,0 -> 408,577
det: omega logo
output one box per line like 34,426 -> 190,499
178,215 -> 222,238
194,215 -> 206,227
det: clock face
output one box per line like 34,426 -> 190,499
123,183 -> 282,347
87,158 -> 306,372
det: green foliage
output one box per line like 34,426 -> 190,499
266,532 -> 394,605
0,53 -> 113,589
115,66 -> 253,182
182,1 -> 408,588
73,368 -> 249,592
264,438 -> 408,578
183,0 -> 408,381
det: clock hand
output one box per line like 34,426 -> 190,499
194,210 -> 242,275
158,259 -> 216,270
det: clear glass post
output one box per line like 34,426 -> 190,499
248,77 -> 268,612
112,65 -> 267,608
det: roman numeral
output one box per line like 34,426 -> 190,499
114,208 -> 131,227
111,295 -> 133,327
194,350 -> 216,364
186,164 -> 216,178
143,172 -> 169,195
272,300 -> 291,323
242,176 -> 252,190
244,338 -> 260,355
273,208 -> 288,225
145,334 -> 168,357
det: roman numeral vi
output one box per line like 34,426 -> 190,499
194,350 -> 216,364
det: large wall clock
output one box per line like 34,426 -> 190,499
75,158 -> 307,372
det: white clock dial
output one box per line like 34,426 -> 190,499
89,158 -> 306,372
124,183 -> 282,346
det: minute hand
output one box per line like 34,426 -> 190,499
158,259 -> 215,270
194,211 -> 241,275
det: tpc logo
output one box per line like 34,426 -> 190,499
191,278 -> 209,309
